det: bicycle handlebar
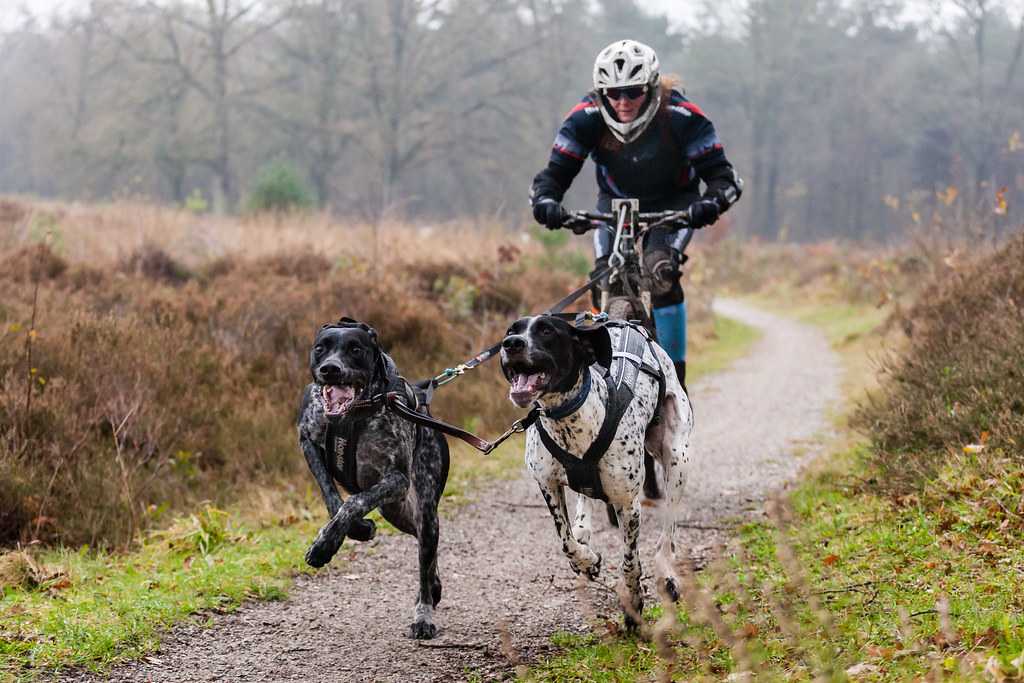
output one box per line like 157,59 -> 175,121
561,208 -> 692,234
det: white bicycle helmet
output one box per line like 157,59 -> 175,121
592,39 -> 662,144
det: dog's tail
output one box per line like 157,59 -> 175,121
643,451 -> 663,500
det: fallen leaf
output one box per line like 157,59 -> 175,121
823,554 -> 839,566
846,662 -> 882,677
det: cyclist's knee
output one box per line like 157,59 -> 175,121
651,279 -> 684,309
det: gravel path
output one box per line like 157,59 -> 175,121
66,298 -> 841,683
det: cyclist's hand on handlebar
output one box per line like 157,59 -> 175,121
687,198 -> 721,229
533,199 -> 567,230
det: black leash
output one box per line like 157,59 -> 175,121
346,391 -> 542,455
430,265 -> 612,388
351,266 -> 611,457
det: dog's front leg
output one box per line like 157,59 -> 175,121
537,480 -> 602,579
300,436 -> 343,517
305,470 -> 409,568
572,494 -> 594,545
300,436 -> 377,542
613,499 -> 645,632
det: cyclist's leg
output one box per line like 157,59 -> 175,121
645,227 -> 687,389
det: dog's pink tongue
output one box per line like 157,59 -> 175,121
511,372 -> 544,395
325,385 -> 357,412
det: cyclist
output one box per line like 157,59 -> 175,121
530,39 -> 743,387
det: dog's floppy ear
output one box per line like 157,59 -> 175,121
572,323 -> 612,370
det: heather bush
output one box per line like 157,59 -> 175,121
854,230 -> 1024,488
0,199 -> 726,549
0,240 -> 577,547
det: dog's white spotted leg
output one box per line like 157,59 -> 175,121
614,499 -> 645,631
650,392 -> 692,603
571,493 -> 593,545
537,480 -> 602,579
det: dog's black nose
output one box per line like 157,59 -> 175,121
502,335 -> 526,354
319,362 -> 342,378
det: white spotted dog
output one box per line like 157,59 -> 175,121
500,314 -> 693,630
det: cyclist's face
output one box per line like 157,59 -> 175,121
609,92 -> 645,123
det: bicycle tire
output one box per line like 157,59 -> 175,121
605,297 -> 658,340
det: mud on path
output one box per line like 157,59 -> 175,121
65,299 -> 842,683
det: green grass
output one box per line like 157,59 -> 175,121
0,506 -> 321,680
528,451 -> 1024,682
689,312 -> 761,382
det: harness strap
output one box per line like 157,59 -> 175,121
543,369 -> 592,420
534,372 -> 633,502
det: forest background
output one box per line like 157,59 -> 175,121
1,0 -> 1023,241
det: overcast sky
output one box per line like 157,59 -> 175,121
3,1 -> 1022,34
0,1 -> 691,32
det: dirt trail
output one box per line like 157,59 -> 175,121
66,298 -> 841,683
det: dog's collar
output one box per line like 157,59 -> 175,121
541,368 -> 592,420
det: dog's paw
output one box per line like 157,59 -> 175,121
661,577 -> 680,603
347,518 -> 376,542
623,611 -> 642,633
305,532 -> 342,568
570,551 -> 602,580
585,552 -> 603,580
408,621 -> 438,640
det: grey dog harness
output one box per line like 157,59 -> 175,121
533,321 -> 666,502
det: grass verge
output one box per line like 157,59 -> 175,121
530,446 -> 1024,681
688,311 -> 763,383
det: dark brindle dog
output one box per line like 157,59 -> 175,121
297,318 -> 449,639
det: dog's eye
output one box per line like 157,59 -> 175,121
314,344 -> 324,355
347,345 -> 363,356
539,326 -> 553,336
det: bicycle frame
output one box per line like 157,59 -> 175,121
602,198 -> 651,317
564,200 -> 694,337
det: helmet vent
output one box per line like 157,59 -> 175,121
614,58 -> 625,72
629,65 -> 642,78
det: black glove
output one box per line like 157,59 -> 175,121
687,198 -> 721,229
533,199 -> 566,230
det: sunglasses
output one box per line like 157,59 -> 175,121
604,86 -> 647,101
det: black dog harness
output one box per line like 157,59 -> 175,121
317,318 -> 430,495
532,321 -> 666,502
324,374 -> 420,494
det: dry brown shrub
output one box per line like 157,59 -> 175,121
0,549 -> 40,590
0,243 -> 68,283
0,226 -> 575,548
0,198 -> 29,226
118,243 -> 192,284
853,229 -> 1024,489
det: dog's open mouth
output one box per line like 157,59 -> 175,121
321,383 -> 364,416
508,370 -> 549,408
